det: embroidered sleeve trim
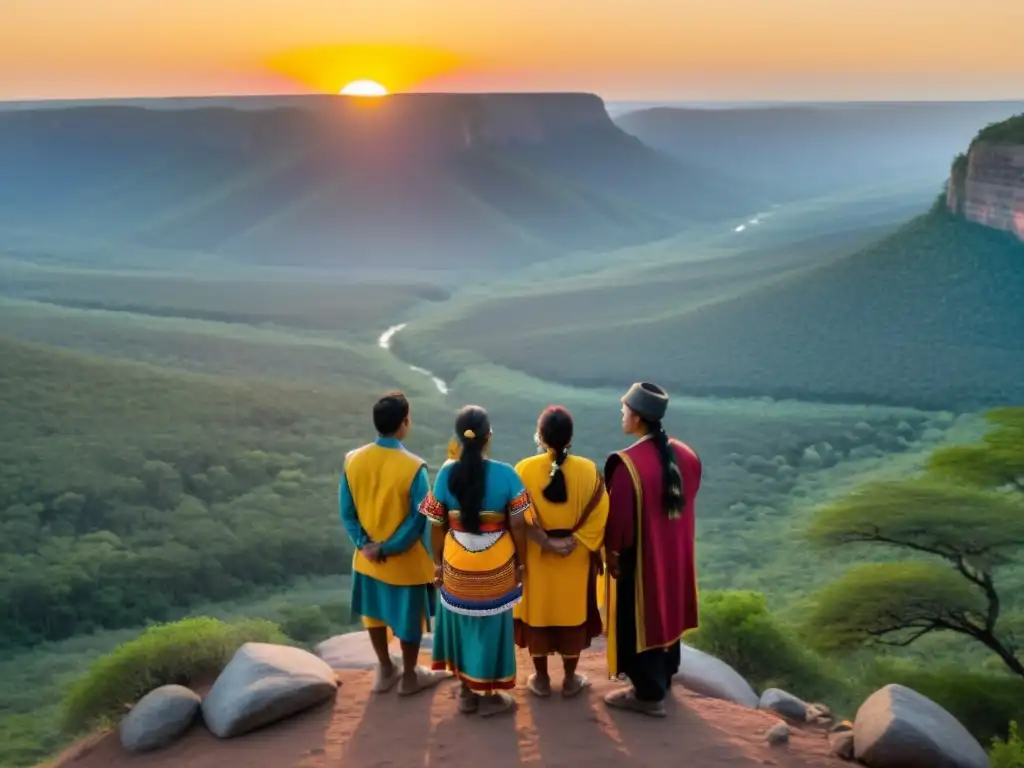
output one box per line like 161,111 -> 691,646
507,489 -> 532,517
419,492 -> 447,525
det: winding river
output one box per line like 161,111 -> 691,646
378,323 -> 449,395
376,208 -> 775,399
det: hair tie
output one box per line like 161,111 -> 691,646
463,429 -> 476,439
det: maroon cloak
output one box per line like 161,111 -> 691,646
604,436 -> 701,662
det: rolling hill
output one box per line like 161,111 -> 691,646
615,101 -> 1024,203
0,94 -> 763,269
395,204 -> 1024,410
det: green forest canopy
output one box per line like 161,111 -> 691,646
0,337 -> 444,647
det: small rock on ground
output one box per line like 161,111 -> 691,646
766,722 -> 790,746
759,688 -> 808,722
119,684 -> 200,753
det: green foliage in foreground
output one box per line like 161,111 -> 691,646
805,438 -> 1024,677
684,590 -> 846,704
806,561 -> 986,652
990,722 -> 1024,768
929,408 -> 1024,492
60,617 -> 288,735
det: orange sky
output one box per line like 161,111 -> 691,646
2,0 -> 1023,101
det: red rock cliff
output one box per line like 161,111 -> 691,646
947,115 -> 1024,241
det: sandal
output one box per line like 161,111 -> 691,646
479,692 -> 516,718
372,655 -> 403,693
527,673 -> 552,698
398,666 -> 450,697
603,687 -> 667,717
561,673 -> 591,699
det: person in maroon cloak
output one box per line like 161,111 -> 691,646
602,381 -> 702,717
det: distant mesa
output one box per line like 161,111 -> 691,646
615,101 -> 1024,204
0,93 -> 763,269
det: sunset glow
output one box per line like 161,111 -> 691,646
340,80 -> 388,97
2,0 -> 1023,101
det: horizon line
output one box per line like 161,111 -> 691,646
2,91 -> 1024,107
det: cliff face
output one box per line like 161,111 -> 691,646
947,116 -> 1024,241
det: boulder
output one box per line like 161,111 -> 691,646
854,684 -> 989,768
201,643 -> 338,739
314,631 -> 434,669
674,644 -> 759,707
119,684 -> 200,753
759,688 -> 808,722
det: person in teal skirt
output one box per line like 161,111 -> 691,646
419,405 -> 532,716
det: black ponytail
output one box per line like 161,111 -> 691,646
447,405 -> 490,534
537,406 -> 573,503
643,419 -> 684,518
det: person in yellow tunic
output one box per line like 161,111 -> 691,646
421,405 -> 531,717
513,406 -> 609,698
339,391 -> 449,696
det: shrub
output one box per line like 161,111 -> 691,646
278,605 -> 332,644
863,661 -> 1024,745
60,617 -> 288,734
683,590 -> 847,703
991,721 -> 1024,768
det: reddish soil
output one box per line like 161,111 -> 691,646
50,650 -> 843,767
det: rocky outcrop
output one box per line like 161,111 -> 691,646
947,113 -> 1024,241
853,684 -> 990,768
118,685 -> 200,753
950,143 -> 1024,240
200,642 -> 338,739
674,643 -> 760,707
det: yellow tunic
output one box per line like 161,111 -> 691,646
344,443 -> 435,586
513,453 -> 609,628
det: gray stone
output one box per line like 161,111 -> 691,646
759,688 -> 808,721
314,631 -> 434,669
119,684 -> 200,753
201,643 -> 338,739
854,684 -> 989,768
674,643 -> 759,707
766,721 -> 790,746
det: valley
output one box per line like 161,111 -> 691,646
0,94 -> 1022,766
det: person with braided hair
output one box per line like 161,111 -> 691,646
513,406 -> 609,699
601,382 -> 702,717
419,405 -> 531,717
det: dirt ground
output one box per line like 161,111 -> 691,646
51,650 -> 844,767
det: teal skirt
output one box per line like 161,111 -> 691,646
351,572 -> 435,645
431,602 -> 517,694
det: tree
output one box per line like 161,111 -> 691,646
805,479 -> 1024,677
929,408 -> 1024,493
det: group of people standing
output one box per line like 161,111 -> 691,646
338,382 -> 701,718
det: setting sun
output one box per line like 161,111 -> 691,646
339,79 -> 388,97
